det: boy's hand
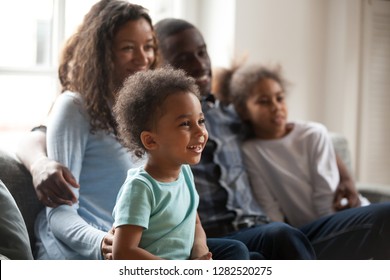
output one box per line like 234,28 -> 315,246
192,252 -> 212,260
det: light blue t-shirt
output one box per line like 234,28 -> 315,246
113,164 -> 199,260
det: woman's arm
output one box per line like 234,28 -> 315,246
45,92 -> 105,259
191,213 -> 212,260
113,225 -> 162,260
101,227 -> 115,260
15,129 -> 79,207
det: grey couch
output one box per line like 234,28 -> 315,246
0,134 -> 389,259
0,179 -> 34,259
0,149 -> 43,259
330,132 -> 390,203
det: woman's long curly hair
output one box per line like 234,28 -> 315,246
58,0 -> 158,135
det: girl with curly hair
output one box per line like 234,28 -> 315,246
228,63 -> 369,227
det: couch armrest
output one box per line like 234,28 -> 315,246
357,182 -> 390,203
0,149 -> 44,252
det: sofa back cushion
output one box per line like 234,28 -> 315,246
0,149 -> 43,251
0,179 -> 34,259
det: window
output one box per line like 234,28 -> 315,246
357,0 -> 390,184
0,0 -> 183,152
0,0 -> 96,151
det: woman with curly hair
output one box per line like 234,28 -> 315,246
31,0 -> 158,259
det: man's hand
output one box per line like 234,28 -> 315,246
102,227 -> 115,260
333,178 -> 361,211
31,157 -> 79,207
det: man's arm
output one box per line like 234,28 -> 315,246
333,154 -> 361,211
16,128 -> 48,173
15,129 -> 79,207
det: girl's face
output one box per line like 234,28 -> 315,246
245,78 -> 288,139
150,92 -> 208,169
112,18 -> 156,87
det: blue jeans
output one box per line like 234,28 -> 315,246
223,222 -> 316,259
299,202 -> 390,259
207,238 -> 252,259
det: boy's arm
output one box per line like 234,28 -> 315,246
15,129 -> 79,207
191,213 -> 212,260
333,154 -> 361,210
113,225 -> 163,260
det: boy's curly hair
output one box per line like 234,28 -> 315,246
114,67 -> 200,158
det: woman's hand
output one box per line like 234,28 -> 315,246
102,227 -> 115,260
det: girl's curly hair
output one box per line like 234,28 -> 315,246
229,64 -> 289,122
213,62 -> 290,138
58,0 -> 158,135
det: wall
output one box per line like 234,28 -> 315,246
197,0 -> 363,177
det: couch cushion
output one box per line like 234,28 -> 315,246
0,149 -> 43,251
0,180 -> 33,259
329,132 -> 352,173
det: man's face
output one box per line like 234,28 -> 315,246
160,28 -> 212,97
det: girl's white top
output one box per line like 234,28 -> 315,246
242,121 -> 340,227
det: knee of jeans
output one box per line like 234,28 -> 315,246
266,222 -> 302,238
372,203 -> 390,229
227,239 -> 248,252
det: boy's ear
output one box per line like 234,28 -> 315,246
140,131 -> 157,150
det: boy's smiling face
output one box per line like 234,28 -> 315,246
148,91 -> 208,168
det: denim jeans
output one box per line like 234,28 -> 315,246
299,202 -> 390,259
223,222 -> 316,259
207,238 -> 252,259
215,202 -> 390,260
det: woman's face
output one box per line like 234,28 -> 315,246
112,18 -> 156,87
